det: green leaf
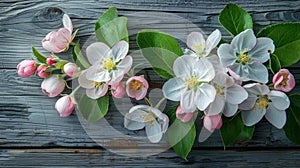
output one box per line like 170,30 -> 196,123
32,46 -> 47,63
284,94 -> 300,144
267,54 -> 281,74
220,113 -> 254,147
73,41 -> 90,69
257,23 -> 300,67
219,3 -> 253,36
166,105 -> 196,160
79,93 -> 109,122
55,60 -> 68,69
136,30 -> 183,79
95,7 -> 118,31
95,17 -> 129,47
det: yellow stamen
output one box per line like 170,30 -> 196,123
215,84 -> 223,95
130,79 -> 143,92
279,74 -> 289,86
93,81 -> 103,88
187,77 -> 198,89
192,43 -> 204,52
142,113 -> 155,126
254,96 -> 269,112
239,48 -> 251,65
102,57 -> 116,70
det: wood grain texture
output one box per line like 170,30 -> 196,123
1,0 -> 300,166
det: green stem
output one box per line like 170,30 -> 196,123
154,97 -> 166,109
144,97 -> 152,107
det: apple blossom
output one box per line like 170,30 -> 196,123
176,105 -> 194,123
55,95 -> 75,117
63,62 -> 79,77
203,114 -> 223,132
273,69 -> 295,92
111,82 -> 125,99
46,56 -> 56,66
41,75 -> 65,97
126,76 -> 149,100
37,65 -> 50,78
17,60 -> 37,77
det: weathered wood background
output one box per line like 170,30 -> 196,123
1,0 -> 300,167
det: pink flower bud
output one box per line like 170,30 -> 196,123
273,69 -> 295,92
46,56 -> 56,66
17,60 -> 37,77
55,95 -> 75,117
41,76 -> 65,97
126,76 -> 149,100
176,105 -> 194,123
111,83 -> 125,98
203,114 -> 223,133
42,28 -> 72,53
63,62 -> 79,77
37,65 -> 50,78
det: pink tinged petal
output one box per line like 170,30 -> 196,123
273,75 -> 284,90
78,70 -> 94,89
86,84 -> 108,99
286,73 -> 296,91
17,60 -> 37,77
194,57 -> 215,82
250,37 -> 274,63
268,91 -> 290,110
247,62 -> 269,83
226,84 -> 248,104
55,95 -> 74,117
37,65 -> 50,78
111,83 -> 125,99
145,120 -> 163,143
241,106 -> 266,126
218,44 -> 237,67
63,62 -> 79,77
203,114 -> 223,133
134,88 -> 148,100
162,77 -> 186,101
86,65 -> 110,82
205,29 -> 222,55
187,32 -> 205,53
223,103 -> 238,117
86,42 -> 110,65
231,29 -> 256,52
265,104 -> 287,129
62,14 -> 73,33
176,106 -> 194,123
110,40 -> 129,62
195,83 -> 216,111
181,89 -> 197,112
173,55 -> 196,78
42,31 -> 58,52
54,28 -> 72,52
41,76 -> 65,97
205,95 -> 225,116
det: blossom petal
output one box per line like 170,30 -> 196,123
195,83 -> 216,111
239,96 -> 257,110
194,57 -> 215,82
162,77 -> 186,101
228,63 -> 250,81
268,90 -> 290,110
173,55 -> 195,78
231,29 -> 256,52
62,14 -> 73,33
187,32 -> 205,53
86,42 -> 110,65
86,65 -> 111,82
265,104 -> 286,129
218,44 -> 237,67
78,70 -> 94,89
226,84 -> 248,104
223,103 -> 238,117
241,106 -> 266,126
145,120 -> 163,143
244,83 -> 270,95
181,89 -> 197,112
250,37 -> 274,63
124,110 -> 147,130
204,95 -> 225,116
86,84 -> 108,99
111,40 -> 129,62
151,107 -> 169,133
247,62 -> 269,83
205,29 -> 221,55
116,55 -> 133,74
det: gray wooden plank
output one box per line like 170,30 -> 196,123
0,148 -> 300,167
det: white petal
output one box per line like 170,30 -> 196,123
162,77 -> 186,101
265,104 -> 287,129
205,29 -> 221,55
86,84 -> 108,99
173,55 -> 195,78
250,37 -> 274,63
180,89 -> 197,112
111,40 -> 129,62
218,44 -> 237,67
124,110 -> 147,130
205,95 -> 225,116
226,84 -> 248,104
231,29 -> 256,52
116,55 -> 133,74
223,103 -> 238,117
86,42 -> 110,65
194,57 -> 215,82
78,70 -> 94,89
244,83 -> 270,95
86,65 -> 111,82
268,91 -> 290,110
241,106 -> 266,126
239,96 -> 257,110
228,63 -> 250,81
124,119 -> 145,131
145,120 -> 163,143
62,14 -> 73,33
150,107 -> 169,133
129,105 -> 150,114
195,83 -> 216,111
187,32 -> 205,53
109,70 -> 123,85
247,62 -> 269,83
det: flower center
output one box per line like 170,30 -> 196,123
102,57 -> 115,70
192,43 -> 206,56
130,79 -> 143,92
93,81 -> 103,88
215,84 -> 224,95
238,48 -> 251,65
279,74 -> 289,86
142,113 -> 155,126
187,77 -> 198,89
254,95 -> 269,112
